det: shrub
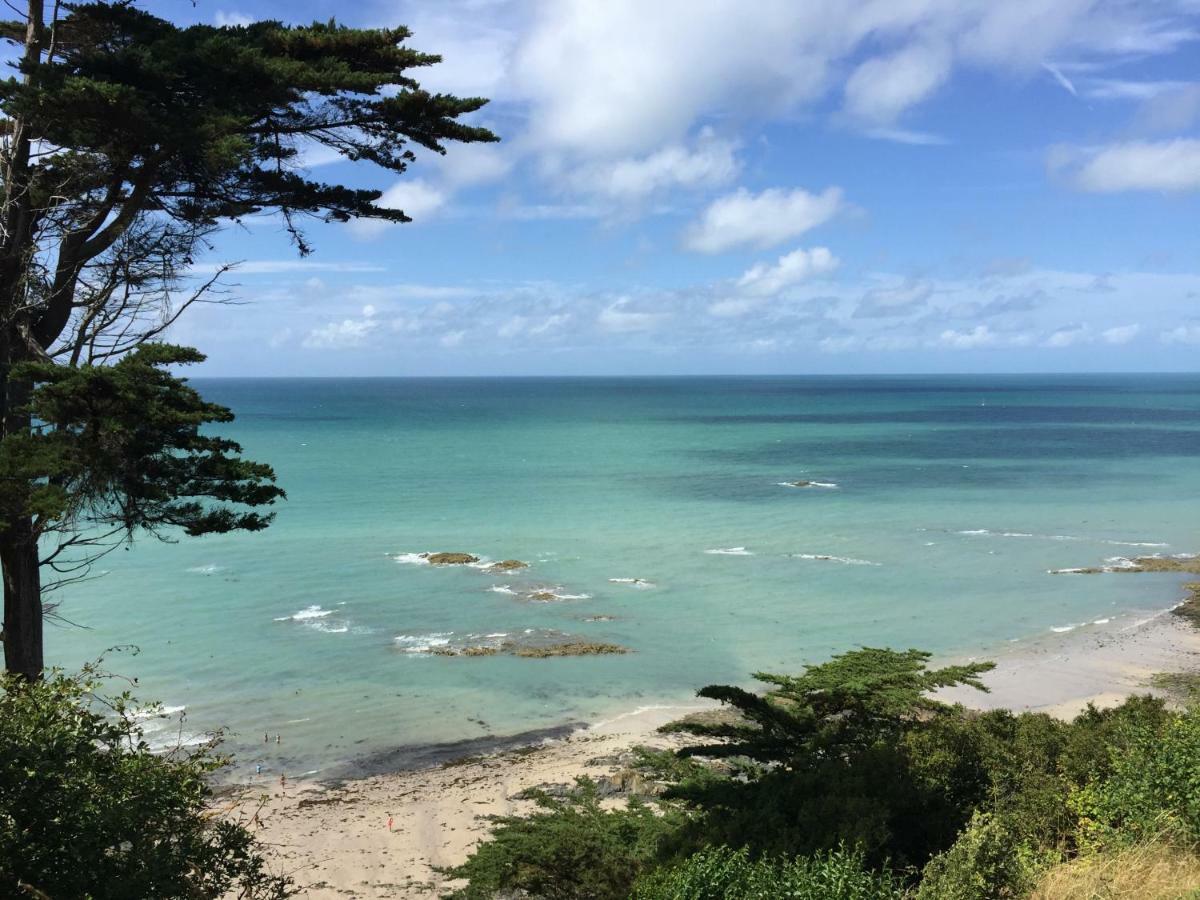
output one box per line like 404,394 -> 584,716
916,812 -> 1047,900
632,845 -> 903,900
1073,707 -> 1200,848
0,666 -> 292,899
441,778 -> 684,900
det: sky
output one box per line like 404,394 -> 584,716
160,0 -> 1200,376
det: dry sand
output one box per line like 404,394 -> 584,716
234,603 -> 1200,898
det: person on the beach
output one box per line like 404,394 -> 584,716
387,814 -> 393,832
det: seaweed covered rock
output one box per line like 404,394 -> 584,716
489,559 -> 529,571
425,552 -> 480,565
508,641 -> 629,658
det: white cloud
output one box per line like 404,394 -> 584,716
736,247 -> 839,297
302,317 -> 380,350
437,142 -> 514,188
1071,139 -> 1200,192
1162,324 -> 1200,344
564,131 -> 739,200
191,260 -> 386,276
853,279 -> 934,318
507,1 -> 1192,159
349,180 -> 448,238
844,43 -> 952,125
214,10 -> 252,27
1043,324 -> 1090,347
685,186 -> 843,254
1102,323 -> 1140,344
440,330 -> 467,348
596,299 -> 669,333
937,325 -> 1002,349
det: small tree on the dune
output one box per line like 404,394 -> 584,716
0,0 -> 498,678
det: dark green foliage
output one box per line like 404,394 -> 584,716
657,649 -> 995,867
446,648 -> 1200,899
0,343 -> 283,539
631,845 -> 903,900
1073,706 -> 1200,847
1,3 -> 499,259
915,813 -> 1045,900
441,779 -> 683,900
0,665 -> 293,898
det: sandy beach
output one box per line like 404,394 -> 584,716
234,599 -> 1200,899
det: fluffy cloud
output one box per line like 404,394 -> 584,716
843,42 -> 952,125
596,299 -> 669,333
736,247 -> 839,296
685,186 -> 843,253
1070,140 -> 1200,192
509,0 -> 1196,156
1162,324 -> 1200,344
562,131 -> 739,200
1102,324 -> 1141,344
348,180 -> 448,238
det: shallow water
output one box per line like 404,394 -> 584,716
46,375 -> 1200,776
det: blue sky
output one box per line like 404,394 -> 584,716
160,0 -> 1200,375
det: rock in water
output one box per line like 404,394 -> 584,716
424,552 -> 480,565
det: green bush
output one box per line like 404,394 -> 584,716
441,778 -> 684,900
1073,707 -> 1200,848
632,845 -> 903,900
0,666 -> 292,899
916,812 -> 1047,900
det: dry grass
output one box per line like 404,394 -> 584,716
1031,842 -> 1200,899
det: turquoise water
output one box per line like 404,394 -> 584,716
47,375 -> 1200,775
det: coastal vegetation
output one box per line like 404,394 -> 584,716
0,1 -> 497,680
445,645 -> 1200,899
0,664 -> 294,898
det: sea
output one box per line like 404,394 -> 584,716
45,374 -> 1200,777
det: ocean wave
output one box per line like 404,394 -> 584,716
489,585 -> 519,595
1050,624 -> 1079,633
791,553 -> 881,567
275,605 -> 333,622
956,529 -> 1167,548
526,587 -> 591,602
394,632 -> 454,654
705,546 -> 753,556
392,552 -> 431,566
309,621 -> 350,634
609,577 -> 656,589
186,564 -> 224,575
777,481 -> 839,489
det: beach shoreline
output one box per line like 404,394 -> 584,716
232,580 -> 1200,899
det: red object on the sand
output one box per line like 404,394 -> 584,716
387,815 -> 394,832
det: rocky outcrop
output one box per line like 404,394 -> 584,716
489,559 -> 529,571
424,552 -> 480,565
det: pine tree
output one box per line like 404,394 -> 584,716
0,1 -> 498,677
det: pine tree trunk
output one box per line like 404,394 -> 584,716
1,520 -> 42,680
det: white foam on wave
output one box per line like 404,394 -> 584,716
777,481 -> 839,489
1093,618 -> 1111,625
394,632 -> 453,654
275,605 -> 333,622
525,587 -> 592,602
186,564 -> 224,575
792,553 -> 881,567
309,621 -> 349,634
609,578 -> 656,589
392,552 -> 431,566
489,585 -> 518,595
957,529 -> 1167,548
132,703 -> 186,722
1050,624 -> 1078,633
705,547 -> 753,556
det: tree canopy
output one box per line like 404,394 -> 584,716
0,1 -> 499,677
